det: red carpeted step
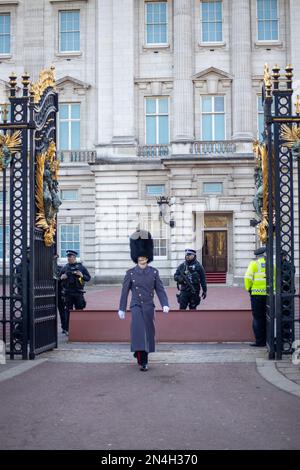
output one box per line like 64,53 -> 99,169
206,272 -> 227,284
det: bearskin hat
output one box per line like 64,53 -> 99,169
130,230 -> 154,264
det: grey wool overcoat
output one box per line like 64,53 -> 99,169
118,265 -> 169,353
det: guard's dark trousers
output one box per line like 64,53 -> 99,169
250,295 -> 267,345
178,290 -> 200,310
58,296 -> 67,331
65,292 -> 86,332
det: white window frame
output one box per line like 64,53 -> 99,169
257,95 -> 264,141
200,0 -> 223,44
60,188 -> 79,202
256,94 -> 275,140
145,1 -> 168,46
200,95 -> 226,141
0,224 -> 9,260
59,223 -> 81,261
0,12 -> 10,55
140,213 -> 168,260
58,103 -> 81,151
203,182 -> 223,194
145,184 -> 166,197
145,97 -> 170,145
59,9 -> 80,53
256,0 -> 279,42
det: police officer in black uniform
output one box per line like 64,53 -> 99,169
60,250 -> 91,333
174,249 -> 207,310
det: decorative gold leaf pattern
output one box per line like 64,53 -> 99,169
280,123 -> 300,148
0,130 -> 22,150
0,130 -> 22,170
35,141 -> 59,247
253,140 -> 272,243
30,67 -> 56,103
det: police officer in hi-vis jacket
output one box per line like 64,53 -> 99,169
244,246 -> 267,347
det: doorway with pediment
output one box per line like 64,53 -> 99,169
198,213 -> 232,284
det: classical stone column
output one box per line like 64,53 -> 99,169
231,0 -> 253,140
111,0 -> 135,144
24,0 -> 44,80
96,0 -> 113,145
173,0 -> 194,142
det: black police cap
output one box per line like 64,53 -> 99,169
254,246 -> 266,256
66,249 -> 78,257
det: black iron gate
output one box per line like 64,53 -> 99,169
261,64 -> 300,360
0,68 -> 59,359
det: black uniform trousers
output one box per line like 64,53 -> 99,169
57,282 -> 67,331
250,295 -> 267,345
64,291 -> 86,332
178,289 -> 200,310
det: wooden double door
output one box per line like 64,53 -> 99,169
202,230 -> 227,273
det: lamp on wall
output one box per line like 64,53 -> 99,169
156,196 -> 175,228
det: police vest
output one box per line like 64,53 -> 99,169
244,257 -> 266,295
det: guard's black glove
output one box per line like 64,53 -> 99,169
201,291 -> 207,300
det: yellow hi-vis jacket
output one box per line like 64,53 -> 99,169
244,256 -> 266,295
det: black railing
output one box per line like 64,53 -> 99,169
57,150 -> 97,163
137,145 -> 170,157
190,141 -> 236,155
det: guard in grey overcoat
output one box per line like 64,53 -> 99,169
118,230 -> 169,371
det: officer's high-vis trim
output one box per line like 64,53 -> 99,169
244,257 -> 266,296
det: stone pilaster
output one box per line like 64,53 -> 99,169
173,0 -> 194,142
111,0 -> 135,144
24,0 -> 44,80
231,0 -> 253,141
96,0 -> 113,145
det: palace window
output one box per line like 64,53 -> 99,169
0,226 -> 9,260
61,189 -> 79,202
145,1 -> 168,45
59,224 -> 80,258
145,97 -> 169,144
201,95 -> 225,140
140,214 -> 168,258
201,1 -> 223,43
59,10 -> 80,52
203,182 -> 223,194
146,184 -> 165,196
0,13 -> 10,54
257,0 -> 278,41
58,103 -> 80,150
257,96 -> 264,141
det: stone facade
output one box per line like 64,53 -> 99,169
0,0 -> 299,284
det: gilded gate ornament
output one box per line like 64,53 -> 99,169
30,66 -> 56,103
0,131 -> 22,170
253,140 -> 269,243
35,140 -> 61,246
280,123 -> 300,155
